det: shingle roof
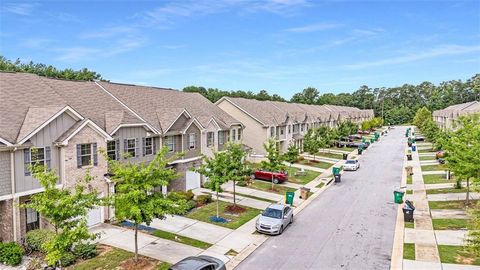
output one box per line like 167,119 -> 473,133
97,81 -> 241,132
433,101 -> 480,118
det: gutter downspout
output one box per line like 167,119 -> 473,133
11,149 -> 17,242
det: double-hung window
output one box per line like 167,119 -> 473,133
188,134 -> 196,149
270,127 -> 275,137
237,129 -> 241,140
31,148 -> 45,167
145,137 -> 153,155
79,144 -> 92,167
218,131 -> 225,145
207,132 -> 214,147
126,139 -> 136,157
166,136 -> 174,152
231,129 -> 236,141
107,141 -> 116,160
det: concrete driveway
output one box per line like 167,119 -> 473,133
235,127 -> 406,270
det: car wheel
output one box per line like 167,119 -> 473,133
273,178 -> 279,184
290,215 -> 293,224
279,226 -> 283,235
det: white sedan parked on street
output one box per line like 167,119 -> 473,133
256,204 -> 293,235
343,159 -> 360,171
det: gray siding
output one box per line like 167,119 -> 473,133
165,135 -> 183,160
0,152 -> 11,196
182,124 -> 201,159
169,114 -> 189,131
15,112 -> 76,193
113,126 -> 160,164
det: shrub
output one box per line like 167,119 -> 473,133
237,180 -> 247,187
186,200 -> 197,210
26,229 -> 54,253
58,252 -> 76,267
73,243 -> 97,260
167,190 -> 194,201
26,257 -> 42,270
196,194 -> 212,206
0,242 -> 24,266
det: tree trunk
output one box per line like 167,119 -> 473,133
233,180 -> 236,207
466,178 -> 470,207
134,223 -> 138,262
216,191 -> 219,218
271,173 -> 274,190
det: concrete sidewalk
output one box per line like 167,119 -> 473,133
286,162 -> 326,173
431,209 -> 468,219
91,223 -> 203,264
427,192 -> 480,201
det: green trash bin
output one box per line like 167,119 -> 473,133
285,191 -> 295,206
332,166 -> 341,175
394,190 -> 405,204
370,138 -> 375,143
362,137 -> 366,143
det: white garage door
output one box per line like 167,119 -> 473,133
87,207 -> 102,227
185,171 -> 201,191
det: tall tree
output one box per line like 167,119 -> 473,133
303,128 -> 321,161
283,143 -> 300,167
21,158 -> 101,266
109,147 -> 188,261
224,142 -> 252,208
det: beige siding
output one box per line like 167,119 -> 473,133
113,126 -> 160,164
217,100 -> 268,155
0,152 -> 11,196
182,123 -> 201,159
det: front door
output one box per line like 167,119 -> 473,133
25,206 -> 39,232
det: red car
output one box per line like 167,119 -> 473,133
252,169 -> 288,184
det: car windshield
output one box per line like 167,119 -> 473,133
262,208 -> 282,219
346,160 -> 356,164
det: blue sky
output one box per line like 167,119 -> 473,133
1,0 -> 479,99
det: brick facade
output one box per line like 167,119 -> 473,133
0,199 -> 13,242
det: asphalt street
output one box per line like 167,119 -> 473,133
236,127 -> 406,270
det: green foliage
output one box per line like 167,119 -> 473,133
21,160 -> 102,266
109,146 -> 188,261
413,107 -> 432,127
167,190 -> 194,201
337,121 -> 359,137
26,229 -> 54,253
183,86 -> 286,103
0,56 -> 102,81
290,87 -> 319,104
260,138 -> 284,172
283,143 -> 299,164
59,252 -> 76,267
303,128 -> 321,156
73,243 -> 97,260
0,242 -> 24,266
361,117 -> 383,131
196,194 -> 213,206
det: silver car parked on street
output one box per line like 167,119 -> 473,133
256,203 -> 294,235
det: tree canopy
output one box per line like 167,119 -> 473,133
0,56 -> 102,81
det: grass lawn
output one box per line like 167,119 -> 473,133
429,200 -> 479,210
186,200 -> 260,229
406,190 -> 413,195
418,148 -> 436,153
322,147 -> 352,152
432,219 -> 469,230
315,152 -> 343,159
152,230 -> 212,249
426,187 -> 467,195
403,243 -> 415,260
227,191 -> 277,203
423,174 -> 455,184
421,164 -> 448,171
405,221 -> 414,229
438,245 -> 480,265
316,182 -> 325,188
249,179 -> 297,195
419,155 -> 436,161
407,175 -> 412,185
296,159 -> 333,169
285,166 -> 321,184
68,245 -> 170,270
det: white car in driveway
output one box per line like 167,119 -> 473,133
343,159 -> 360,171
256,204 -> 293,235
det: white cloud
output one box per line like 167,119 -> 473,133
343,44 -> 480,69
1,2 -> 37,16
80,26 -> 136,39
286,23 -> 342,33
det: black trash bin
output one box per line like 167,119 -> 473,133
343,153 -> 348,160
402,200 -> 415,222
358,149 -> 363,155
334,174 -> 341,183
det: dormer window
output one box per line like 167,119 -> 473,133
188,133 -> 196,149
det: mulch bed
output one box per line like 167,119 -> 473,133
225,205 -> 246,214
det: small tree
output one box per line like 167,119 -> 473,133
303,128 -> 320,161
261,138 -> 285,189
444,114 -> 480,207
21,159 -> 101,266
283,143 -> 299,167
224,142 -> 251,208
195,150 -> 230,218
413,107 -> 432,128
109,147 -> 188,262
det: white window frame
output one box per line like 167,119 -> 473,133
126,139 -> 136,157
218,131 -> 226,145
237,129 -> 241,140
166,136 -> 175,152
145,137 -> 153,155
79,143 -> 92,167
30,148 -> 45,167
270,127 -> 275,137
207,132 -> 214,147
107,141 -> 116,160
188,133 -> 196,149
231,129 -> 236,141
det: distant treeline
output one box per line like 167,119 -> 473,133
2,56 -> 478,125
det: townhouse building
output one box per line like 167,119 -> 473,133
432,101 -> 480,130
216,97 -> 374,156
0,72 -> 242,242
